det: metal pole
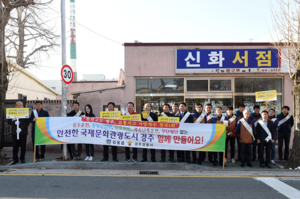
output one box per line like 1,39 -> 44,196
61,0 -> 68,160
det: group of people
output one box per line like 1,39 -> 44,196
8,100 -> 294,168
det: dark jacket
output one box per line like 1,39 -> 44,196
226,115 -> 237,137
192,112 -> 205,123
277,113 -> 294,133
204,112 -> 216,123
234,110 -> 244,121
159,112 -> 174,117
175,111 -> 193,123
256,120 -> 275,142
236,118 -> 256,144
7,118 -> 30,136
86,113 -> 96,117
141,111 -> 158,122
67,110 -> 85,117
30,108 -> 50,134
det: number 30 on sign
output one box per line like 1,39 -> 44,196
61,65 -> 74,84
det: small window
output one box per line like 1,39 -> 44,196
186,80 -> 208,92
210,80 -> 231,91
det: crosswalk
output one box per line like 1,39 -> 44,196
255,177 -> 300,199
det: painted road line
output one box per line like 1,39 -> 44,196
1,173 -> 300,178
255,177 -> 300,199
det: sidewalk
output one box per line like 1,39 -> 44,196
0,147 -> 285,171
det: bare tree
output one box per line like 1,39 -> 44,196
0,0 -> 52,164
271,0 -> 300,169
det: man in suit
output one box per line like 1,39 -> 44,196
175,102 -> 193,164
235,104 -> 245,161
7,101 -> 30,165
257,110 -> 275,168
250,105 -> 262,162
30,100 -> 50,161
160,103 -> 176,163
141,103 -> 158,162
192,103 -> 205,164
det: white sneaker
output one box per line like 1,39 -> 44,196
271,160 -> 275,164
232,158 -> 236,163
224,158 -> 227,163
88,156 -> 93,161
84,156 -> 89,161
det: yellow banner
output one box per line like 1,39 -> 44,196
120,114 -> 141,121
6,108 -> 29,119
100,111 -> 121,119
158,116 -> 179,123
255,90 -> 277,102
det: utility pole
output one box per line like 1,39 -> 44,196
61,0 -> 68,160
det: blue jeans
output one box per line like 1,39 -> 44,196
271,139 -> 277,161
85,144 -> 94,157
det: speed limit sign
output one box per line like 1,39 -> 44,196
61,65 -> 74,84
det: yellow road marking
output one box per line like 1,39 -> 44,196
0,173 -> 300,178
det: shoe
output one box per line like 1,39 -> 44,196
266,164 -> 272,168
141,159 -> 147,162
247,163 -> 253,167
100,158 -> 108,161
133,159 -> 138,162
21,160 -> 25,164
77,156 -> 81,160
39,158 -> 44,161
113,158 -> 119,162
160,158 -> 165,162
73,156 -> 78,160
192,160 -> 197,164
125,158 -> 130,162
35,158 -> 39,162
224,158 -> 227,163
241,163 -> 245,167
11,161 -> 18,165
271,160 -> 275,164
232,158 -> 236,163
88,156 -> 93,161
85,156 -> 90,161
169,159 -> 175,163
260,164 -> 265,168
152,159 -> 156,162
178,159 -> 185,162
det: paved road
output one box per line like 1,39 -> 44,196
0,174 -> 300,199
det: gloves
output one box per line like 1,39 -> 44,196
15,121 -> 20,126
16,128 -> 22,134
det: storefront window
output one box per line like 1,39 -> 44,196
187,80 -> 208,91
235,78 -> 282,93
210,80 -> 231,91
234,95 -> 282,115
136,78 -> 184,94
186,98 -> 233,113
136,96 -> 184,114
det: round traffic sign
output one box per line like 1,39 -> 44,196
61,65 -> 74,84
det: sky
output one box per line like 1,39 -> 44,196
26,0 -> 281,80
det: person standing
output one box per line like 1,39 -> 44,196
213,106 -> 228,166
250,105 -> 262,162
235,104 -> 245,161
198,103 -> 216,165
30,101 -> 49,161
160,104 -> 176,163
7,101 -> 30,164
101,102 -> 119,162
67,101 -> 84,160
225,107 -> 237,164
175,102 -> 194,164
192,103 -> 205,164
84,104 -> 95,161
124,102 -> 139,162
172,103 -> 182,161
141,103 -> 158,162
268,108 -> 279,164
236,110 -> 255,168
257,110 -> 275,168
277,106 -> 294,161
